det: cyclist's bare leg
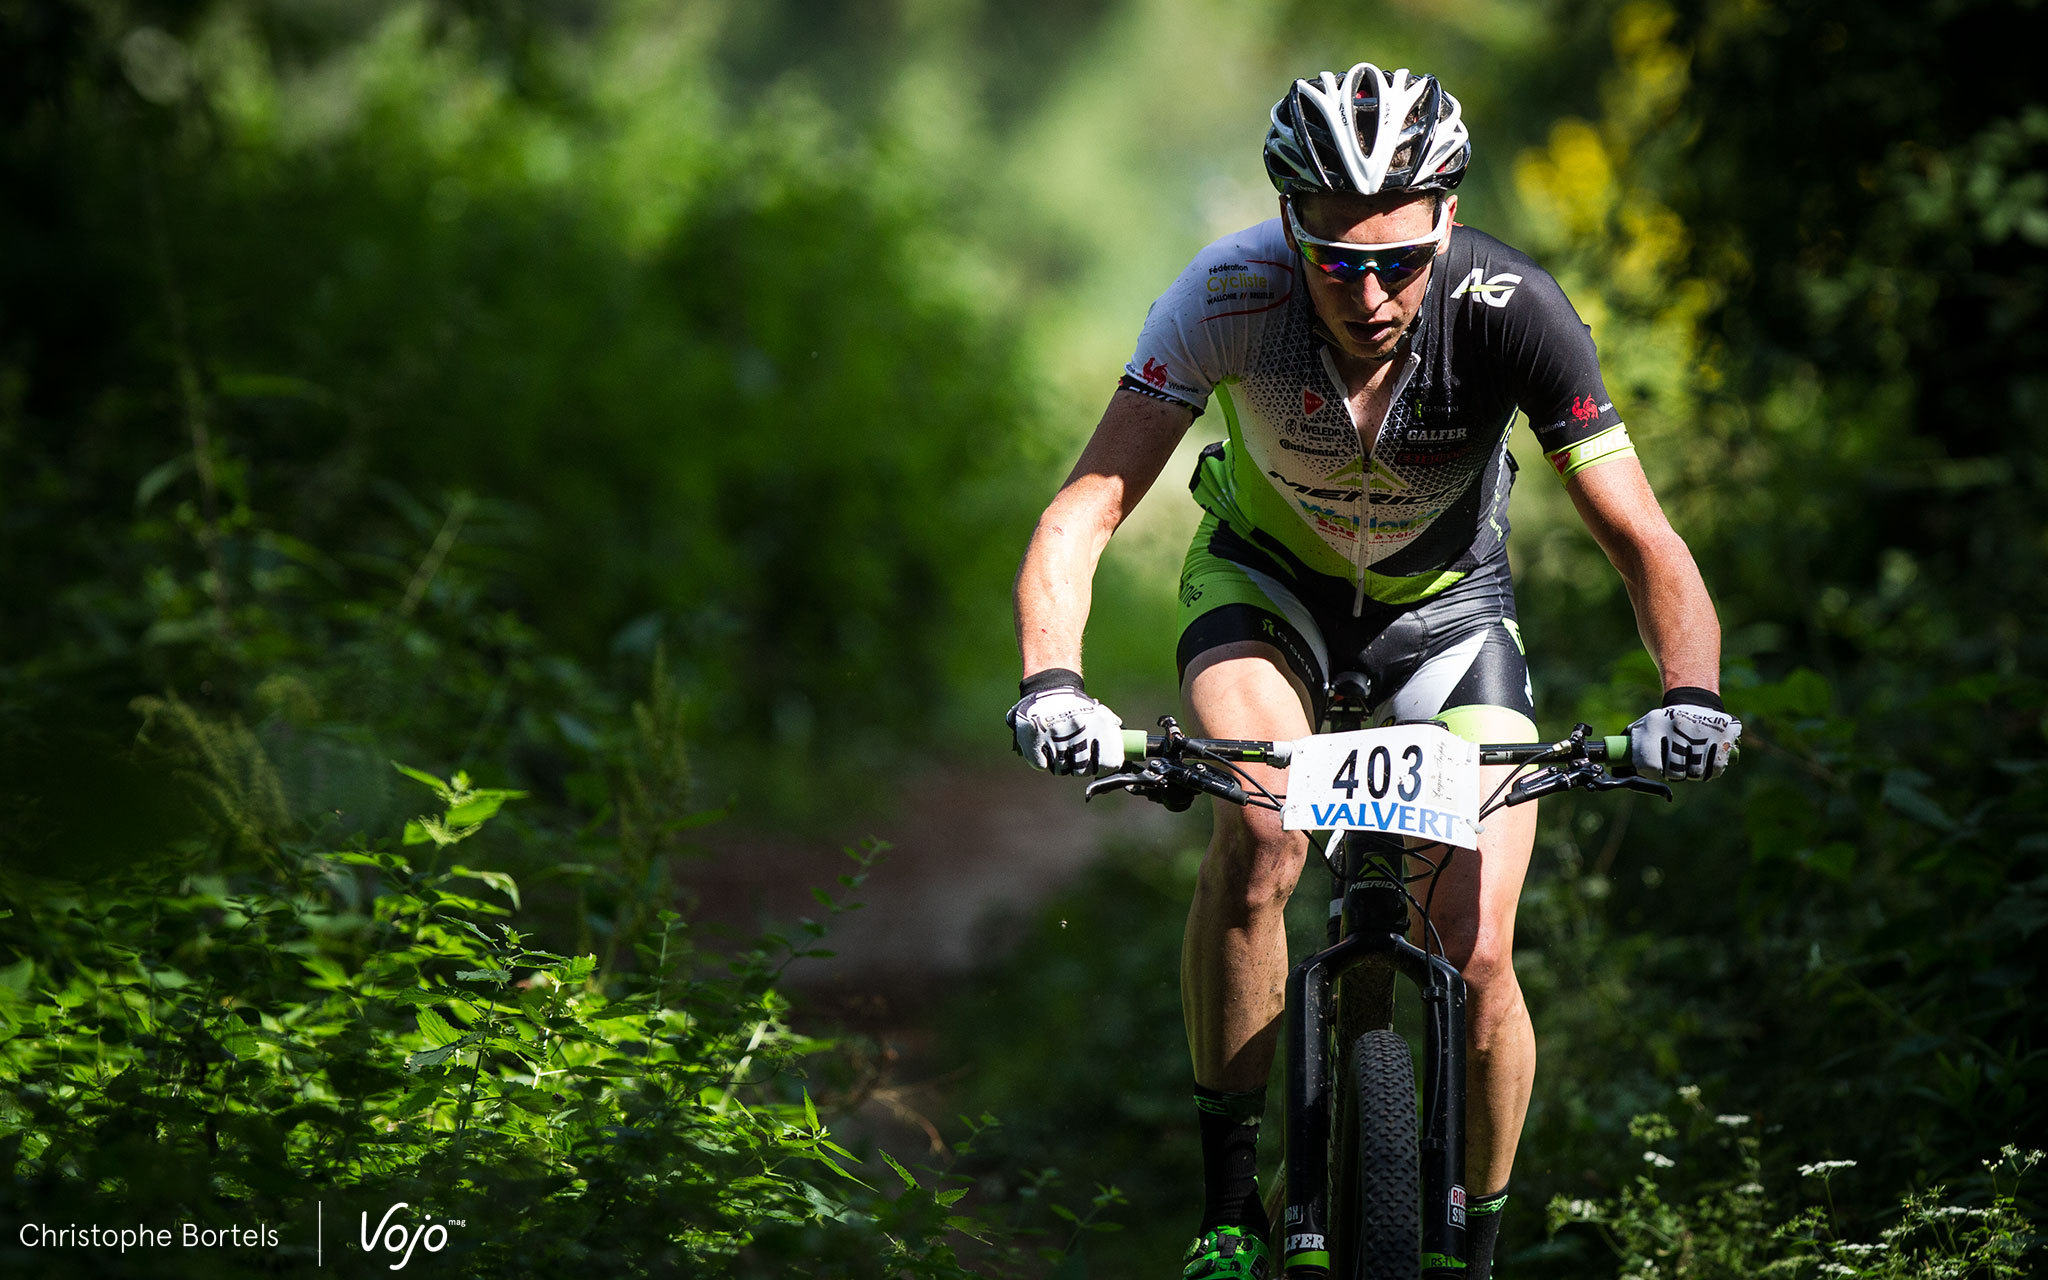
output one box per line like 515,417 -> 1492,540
1178,642 -> 1316,1092
1419,771 -> 1539,1195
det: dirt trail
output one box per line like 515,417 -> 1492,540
678,764 -> 1193,1155
682,764 -> 1185,994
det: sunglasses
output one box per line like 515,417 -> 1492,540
1284,198 -> 1451,289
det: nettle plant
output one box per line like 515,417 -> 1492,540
0,767 -> 1091,1278
1547,1086 -> 2041,1279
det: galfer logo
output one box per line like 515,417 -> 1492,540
361,1203 -> 461,1270
1451,266 -> 1522,307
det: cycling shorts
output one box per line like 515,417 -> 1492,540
1175,514 -> 1538,744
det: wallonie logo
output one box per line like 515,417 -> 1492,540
361,1203 -> 459,1270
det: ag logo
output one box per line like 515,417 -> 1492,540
1451,267 -> 1522,308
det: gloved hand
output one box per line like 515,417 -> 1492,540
1628,687 -> 1741,781
1007,668 -> 1125,776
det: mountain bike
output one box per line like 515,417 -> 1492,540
1084,672 -> 1671,1280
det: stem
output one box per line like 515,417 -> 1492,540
452,1019 -> 487,1153
398,492 -> 475,617
655,921 -> 670,1009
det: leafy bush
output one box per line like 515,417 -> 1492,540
0,765 -> 1033,1277
0,1 -> 1051,815
1547,1088 -> 2041,1278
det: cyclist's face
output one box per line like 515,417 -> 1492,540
1289,192 -> 1454,364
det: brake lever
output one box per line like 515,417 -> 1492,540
1084,761 -> 1199,811
1084,766 -> 1157,801
1586,773 -> 1674,802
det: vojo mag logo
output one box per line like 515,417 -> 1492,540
360,1202 -> 461,1270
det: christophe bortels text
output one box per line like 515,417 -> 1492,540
19,1221 -> 280,1252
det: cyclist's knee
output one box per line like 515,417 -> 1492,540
1198,806 -> 1308,917
1465,959 -> 1527,1053
1440,919 -> 1516,995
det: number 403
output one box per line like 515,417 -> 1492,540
1332,744 -> 1425,802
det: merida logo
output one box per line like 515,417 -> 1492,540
1450,267 -> 1522,308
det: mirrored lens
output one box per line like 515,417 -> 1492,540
1297,240 -> 1438,288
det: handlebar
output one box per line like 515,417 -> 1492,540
1119,730 -> 1299,767
1093,720 -> 1672,812
1116,729 -> 1634,770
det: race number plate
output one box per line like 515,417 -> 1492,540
1281,724 -> 1482,847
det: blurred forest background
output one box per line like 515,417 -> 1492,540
2,0 -> 2042,1275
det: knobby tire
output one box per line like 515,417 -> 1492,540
1338,1029 -> 1420,1280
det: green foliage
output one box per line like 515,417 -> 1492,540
0,0 -> 1053,818
1548,1090 -> 2041,1279
1489,7 -> 2048,1264
0,765 -> 1065,1277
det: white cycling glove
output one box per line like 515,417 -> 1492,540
1628,688 -> 1742,781
1007,669 -> 1125,776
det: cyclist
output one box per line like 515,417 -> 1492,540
1007,63 -> 1741,1280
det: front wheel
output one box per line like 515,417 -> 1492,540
1338,1029 -> 1420,1280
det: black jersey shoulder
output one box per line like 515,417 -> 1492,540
1425,225 -> 1575,337
1414,223 -> 1621,449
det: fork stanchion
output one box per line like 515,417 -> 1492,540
1283,939 -> 1350,1278
1417,951 -> 1469,1277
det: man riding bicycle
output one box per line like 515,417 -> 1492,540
1007,63 -> 1741,1280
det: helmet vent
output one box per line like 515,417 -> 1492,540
1263,61 -> 1470,198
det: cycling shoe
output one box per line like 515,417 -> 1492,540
1181,1224 -> 1270,1279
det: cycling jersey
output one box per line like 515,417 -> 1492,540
1121,218 -> 1634,610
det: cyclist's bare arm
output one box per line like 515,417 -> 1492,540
1564,456 -> 1722,693
1015,389 -> 1197,678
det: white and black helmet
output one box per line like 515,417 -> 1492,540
1264,63 -> 1470,198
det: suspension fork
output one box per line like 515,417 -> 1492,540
1281,881 -> 1469,1278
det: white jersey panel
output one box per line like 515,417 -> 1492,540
1123,221 -> 1295,410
